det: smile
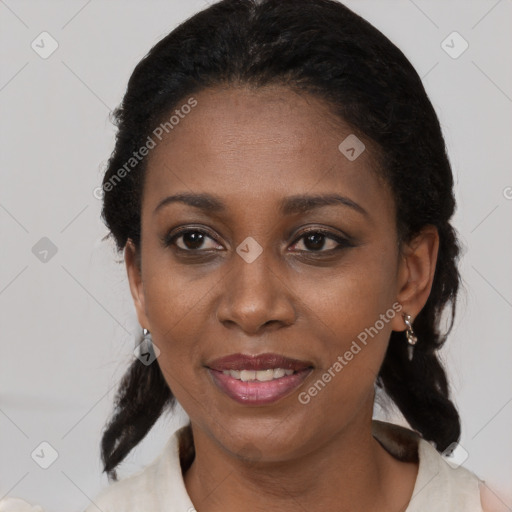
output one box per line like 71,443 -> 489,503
207,367 -> 313,405
222,368 -> 295,381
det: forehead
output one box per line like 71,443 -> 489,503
143,85 -> 393,221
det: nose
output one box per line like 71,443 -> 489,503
215,245 -> 297,335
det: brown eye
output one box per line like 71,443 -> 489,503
290,229 -> 353,253
162,228 -> 222,252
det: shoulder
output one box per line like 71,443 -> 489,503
0,498 -> 44,512
413,437 -> 484,508
83,456 -> 162,512
83,426 -> 195,512
372,420 -> 485,512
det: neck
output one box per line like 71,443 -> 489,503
182,409 -> 411,512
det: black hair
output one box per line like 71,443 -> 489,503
98,0 -> 463,481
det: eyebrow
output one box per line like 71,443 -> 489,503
153,192 -> 369,217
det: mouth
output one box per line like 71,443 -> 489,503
205,353 -> 314,405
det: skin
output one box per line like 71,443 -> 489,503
125,84 -> 439,512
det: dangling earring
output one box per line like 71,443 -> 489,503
135,327 -> 160,365
142,328 -> 154,353
403,313 -> 418,361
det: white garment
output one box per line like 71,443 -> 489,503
82,421 -> 484,512
0,499 -> 43,512
0,421 -> 485,512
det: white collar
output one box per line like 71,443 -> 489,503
85,421 -> 483,511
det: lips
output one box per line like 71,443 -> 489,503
205,353 -> 314,372
205,352 -> 314,405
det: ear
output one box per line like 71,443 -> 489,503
125,238 -> 150,330
390,225 -> 439,332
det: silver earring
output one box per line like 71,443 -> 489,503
138,327 -> 160,365
142,328 -> 153,347
142,327 -> 153,349
403,313 -> 418,361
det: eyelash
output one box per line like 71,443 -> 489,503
161,226 -> 354,255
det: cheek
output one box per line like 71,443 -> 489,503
142,241 -> 221,339
300,248 -> 398,384
304,251 -> 397,338
140,263 -> 213,385
143,261 -> 207,321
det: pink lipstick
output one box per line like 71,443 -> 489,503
205,353 -> 314,405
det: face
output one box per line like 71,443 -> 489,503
125,84 -> 436,463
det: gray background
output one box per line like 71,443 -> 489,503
1,1 -> 511,511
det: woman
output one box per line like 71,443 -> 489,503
4,0 -> 493,511
86,0 -> 496,510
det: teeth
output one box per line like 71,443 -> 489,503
240,370 -> 255,381
221,368 -> 295,381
